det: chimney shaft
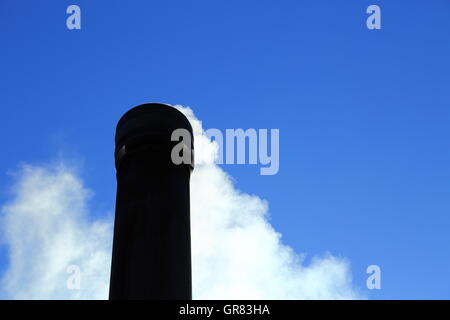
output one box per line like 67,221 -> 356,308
109,103 -> 194,300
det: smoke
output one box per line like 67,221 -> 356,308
0,106 -> 363,299
0,164 -> 112,299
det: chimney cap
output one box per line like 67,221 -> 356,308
115,103 -> 194,169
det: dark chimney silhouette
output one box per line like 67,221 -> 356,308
109,103 -> 194,300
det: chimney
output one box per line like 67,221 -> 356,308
109,103 -> 194,300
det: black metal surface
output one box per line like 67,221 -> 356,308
109,103 -> 194,300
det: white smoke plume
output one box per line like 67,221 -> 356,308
0,106 -> 363,299
0,164 -> 112,299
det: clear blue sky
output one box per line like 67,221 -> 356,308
1,0 -> 449,299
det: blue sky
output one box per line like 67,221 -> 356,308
0,0 -> 449,299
